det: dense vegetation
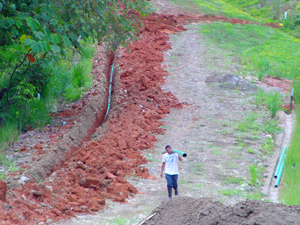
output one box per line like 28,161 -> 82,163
0,0 -> 151,148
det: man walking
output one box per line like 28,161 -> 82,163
160,145 -> 182,199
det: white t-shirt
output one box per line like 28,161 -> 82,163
162,152 -> 179,175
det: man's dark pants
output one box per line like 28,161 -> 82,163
165,174 -> 178,198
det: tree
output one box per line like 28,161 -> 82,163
0,0 -> 151,126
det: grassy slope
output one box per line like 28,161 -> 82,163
200,22 -> 300,79
169,0 -> 300,205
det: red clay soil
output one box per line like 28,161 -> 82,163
0,13 -> 284,225
262,76 -> 293,94
0,13 -> 185,225
159,13 -> 281,28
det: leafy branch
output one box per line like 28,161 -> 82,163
0,0 -> 152,128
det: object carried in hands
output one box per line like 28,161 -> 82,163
162,149 -> 187,157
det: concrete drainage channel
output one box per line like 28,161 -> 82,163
262,112 -> 294,203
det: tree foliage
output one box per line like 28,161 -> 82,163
0,0 -> 151,127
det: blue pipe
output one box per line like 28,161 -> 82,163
274,147 -> 286,178
162,149 -> 187,157
104,62 -> 114,120
275,155 -> 286,187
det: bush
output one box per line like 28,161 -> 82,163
64,84 -> 83,102
265,91 -> 282,118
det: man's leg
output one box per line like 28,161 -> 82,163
172,175 -> 179,196
167,186 -> 172,199
174,187 -> 178,196
165,174 -> 173,199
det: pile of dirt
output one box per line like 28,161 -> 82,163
142,197 -> 300,225
0,12 -> 186,225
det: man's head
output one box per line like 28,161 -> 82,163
165,145 -> 172,154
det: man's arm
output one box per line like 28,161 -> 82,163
161,162 -> 165,178
178,154 -> 182,161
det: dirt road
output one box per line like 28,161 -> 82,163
60,1 -> 286,224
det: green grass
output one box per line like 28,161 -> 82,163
0,172 -> 6,180
218,188 -> 241,197
64,84 -> 83,102
178,178 -> 190,185
222,0 -> 300,38
237,141 -> 245,149
169,0 -> 258,21
0,153 -> 18,179
222,176 -> 243,185
190,162 -> 204,174
260,136 -> 274,154
185,182 -> 204,189
221,0 -> 276,21
192,146 -> 203,152
244,191 -> 264,200
225,162 -> 240,169
249,163 -> 263,187
235,110 -> 280,136
146,153 -> 160,163
63,41 -> 95,102
108,216 -> 138,225
253,89 -> 283,124
293,80 -> 300,105
0,123 -> 19,151
199,22 -> 300,80
247,148 -> 256,154
8,162 -> 20,173
264,91 -> 282,118
261,118 -> 282,135
0,153 -> 11,167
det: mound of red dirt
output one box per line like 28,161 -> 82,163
142,197 -> 300,225
0,12 -> 185,225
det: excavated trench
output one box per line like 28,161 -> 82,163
0,46 -> 118,224
6,49 -> 114,189
0,12 -> 188,224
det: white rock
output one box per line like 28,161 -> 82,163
20,176 -> 30,183
21,194 -> 26,201
45,186 -> 53,192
